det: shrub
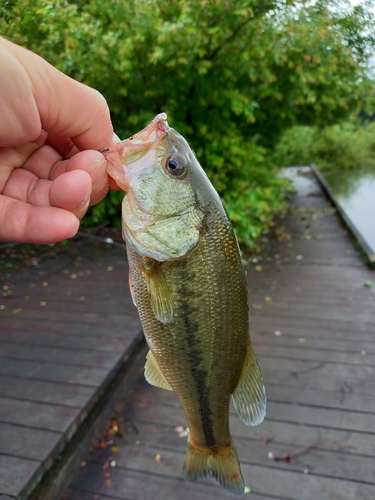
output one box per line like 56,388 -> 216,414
2,0 -> 375,246
275,119 -> 375,171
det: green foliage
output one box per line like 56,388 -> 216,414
2,0 -> 375,246
275,119 -> 375,170
273,126 -> 317,166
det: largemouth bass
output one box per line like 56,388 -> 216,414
106,113 -> 266,495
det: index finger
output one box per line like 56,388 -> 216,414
1,37 -> 115,152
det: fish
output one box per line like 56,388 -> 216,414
105,113 -> 266,495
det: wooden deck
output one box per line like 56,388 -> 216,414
63,168 -> 375,500
0,234 -> 143,499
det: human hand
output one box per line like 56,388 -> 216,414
0,36 -> 118,244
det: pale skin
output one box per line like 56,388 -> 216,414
0,36 -> 119,244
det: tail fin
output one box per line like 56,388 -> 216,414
183,436 -> 244,495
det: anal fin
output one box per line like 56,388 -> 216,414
232,342 -> 266,426
144,350 -> 173,391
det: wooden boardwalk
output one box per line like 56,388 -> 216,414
0,234 -> 143,499
63,168 -> 375,500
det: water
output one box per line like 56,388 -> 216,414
321,166 -> 375,260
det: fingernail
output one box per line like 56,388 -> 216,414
76,185 -> 91,214
76,194 -> 90,213
92,158 -> 107,190
113,132 -> 121,143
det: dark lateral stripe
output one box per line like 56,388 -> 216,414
178,263 -> 216,447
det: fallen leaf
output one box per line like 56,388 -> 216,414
178,427 -> 189,438
364,280 -> 373,288
155,453 -> 161,462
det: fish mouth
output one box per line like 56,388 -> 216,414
119,113 -> 170,154
105,113 -> 170,190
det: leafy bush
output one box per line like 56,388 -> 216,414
2,0 -> 375,246
275,120 -> 375,171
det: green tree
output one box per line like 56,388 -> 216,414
2,0 -> 375,247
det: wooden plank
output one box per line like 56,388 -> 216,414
0,375 -> 93,407
257,356 -> 375,379
261,367 -> 375,396
252,304 -> 375,323
0,341 -> 124,368
0,330 -> 134,351
0,396 -> 80,433
0,358 -> 110,387
0,308 -> 135,324
241,463 -> 375,500
252,335 -> 375,352
254,344 -> 375,365
264,383 -> 375,413
251,315 -> 375,332
0,314 -> 141,337
0,298 -> 138,319
0,455 -> 41,499
251,323 -> 375,343
0,422 -> 62,463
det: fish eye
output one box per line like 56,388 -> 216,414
163,155 -> 187,178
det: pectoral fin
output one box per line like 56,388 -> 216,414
144,350 -> 173,391
142,260 -> 173,323
232,342 -> 266,426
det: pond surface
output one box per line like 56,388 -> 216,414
321,166 -> 375,261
